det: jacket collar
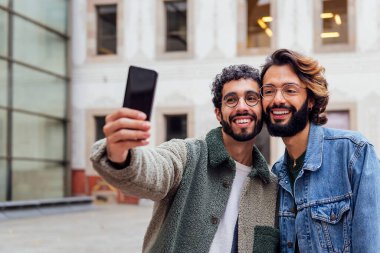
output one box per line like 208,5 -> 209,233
205,127 -> 271,184
272,123 -> 324,177
303,123 -> 323,171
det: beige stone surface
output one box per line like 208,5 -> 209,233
0,203 -> 153,253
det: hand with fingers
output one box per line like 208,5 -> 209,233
103,108 -> 151,164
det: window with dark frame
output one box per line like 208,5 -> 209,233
321,0 -> 348,45
96,4 -> 117,55
165,114 -> 187,141
247,0 -> 272,49
95,116 -> 106,141
164,0 -> 187,52
325,110 -> 350,130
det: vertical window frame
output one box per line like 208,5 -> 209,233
155,106 -> 194,144
86,108 -> 116,176
96,4 -> 117,55
325,102 -> 357,130
314,0 -> 356,53
237,0 -> 277,56
164,114 -> 188,141
87,0 -> 123,60
157,0 -> 193,59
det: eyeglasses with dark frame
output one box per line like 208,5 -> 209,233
260,83 -> 305,100
223,91 -> 261,108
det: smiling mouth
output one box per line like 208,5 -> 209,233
232,117 -> 254,127
235,118 -> 251,124
271,109 -> 291,121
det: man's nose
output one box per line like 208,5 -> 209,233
272,88 -> 286,104
235,97 -> 249,110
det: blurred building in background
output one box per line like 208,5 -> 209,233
1,0 -> 380,202
0,0 -> 70,201
71,0 -> 380,199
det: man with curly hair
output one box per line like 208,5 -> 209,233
261,48 -> 380,253
90,64 -> 279,253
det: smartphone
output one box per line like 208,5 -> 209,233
123,66 -> 158,121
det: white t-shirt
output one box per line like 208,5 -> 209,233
208,161 -> 251,253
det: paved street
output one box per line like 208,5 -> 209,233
0,202 -> 153,253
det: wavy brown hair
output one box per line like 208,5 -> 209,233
261,49 -> 329,125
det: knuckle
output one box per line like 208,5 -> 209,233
105,114 -> 111,123
116,129 -> 126,139
103,124 -> 109,135
113,109 -> 123,119
123,129 -> 134,140
121,117 -> 130,126
114,118 -> 123,129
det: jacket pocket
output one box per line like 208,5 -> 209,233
252,226 -> 280,253
310,198 -> 351,252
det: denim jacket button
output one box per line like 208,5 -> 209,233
330,213 -> 337,221
287,242 -> 293,248
290,207 -> 296,213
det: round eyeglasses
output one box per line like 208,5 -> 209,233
223,92 -> 261,108
260,83 -> 305,100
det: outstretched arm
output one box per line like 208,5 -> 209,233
90,108 -> 187,201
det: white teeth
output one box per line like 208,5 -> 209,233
272,110 -> 289,115
236,119 -> 250,124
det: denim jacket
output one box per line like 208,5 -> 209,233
272,123 -> 380,253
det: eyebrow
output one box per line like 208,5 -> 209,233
223,90 -> 259,99
263,82 -> 301,86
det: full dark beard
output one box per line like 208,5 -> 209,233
220,112 -> 263,142
264,99 -> 309,137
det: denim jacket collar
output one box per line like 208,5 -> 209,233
303,123 -> 323,171
273,123 -> 324,178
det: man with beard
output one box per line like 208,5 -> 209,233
260,49 -> 380,253
90,65 -> 279,253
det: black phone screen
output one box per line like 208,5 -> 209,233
123,66 -> 158,121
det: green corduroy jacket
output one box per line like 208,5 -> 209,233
90,127 -> 279,253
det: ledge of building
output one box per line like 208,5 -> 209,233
0,196 -> 94,220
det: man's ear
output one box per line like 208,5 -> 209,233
308,97 -> 315,110
215,107 -> 222,122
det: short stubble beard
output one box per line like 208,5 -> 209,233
220,112 -> 263,142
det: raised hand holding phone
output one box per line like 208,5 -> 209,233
103,66 -> 158,164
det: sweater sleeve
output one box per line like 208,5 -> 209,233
90,138 -> 188,201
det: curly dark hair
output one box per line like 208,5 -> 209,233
211,64 -> 261,109
261,49 -> 329,125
